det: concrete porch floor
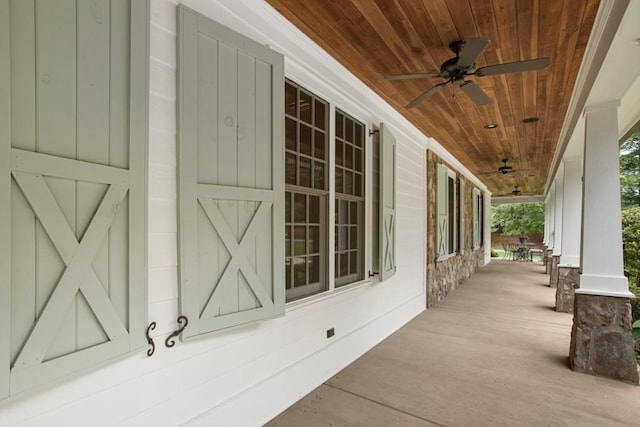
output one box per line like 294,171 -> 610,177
267,260 -> 640,426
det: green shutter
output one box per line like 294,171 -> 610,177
459,180 -> 465,254
177,6 -> 285,337
379,124 -> 396,281
436,164 -> 448,257
1,0 -> 148,398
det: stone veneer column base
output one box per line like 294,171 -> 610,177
556,266 -> 579,312
542,245 -> 548,267
549,255 -> 560,288
569,293 -> 639,384
545,249 -> 553,274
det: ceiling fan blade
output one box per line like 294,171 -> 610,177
405,83 -> 447,109
475,57 -> 551,77
460,81 -> 490,106
386,72 -> 441,81
457,38 -> 489,68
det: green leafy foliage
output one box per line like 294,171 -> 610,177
620,130 -> 640,209
622,207 -> 640,322
491,202 -> 544,236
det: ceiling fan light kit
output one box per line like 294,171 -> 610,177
484,123 -> 498,129
386,38 -> 550,109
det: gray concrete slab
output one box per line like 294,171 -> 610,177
267,260 -> 640,426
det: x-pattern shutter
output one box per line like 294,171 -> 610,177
379,124 -> 396,281
1,0 -> 148,399
436,164 -> 448,258
178,6 -> 284,337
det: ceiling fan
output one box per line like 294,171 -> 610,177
478,159 -> 536,177
496,186 -> 537,197
386,38 -> 550,108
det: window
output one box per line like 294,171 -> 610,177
458,179 -> 465,254
436,163 -> 457,258
284,82 -> 369,301
473,188 -> 481,249
284,81 -> 329,301
335,110 -> 365,287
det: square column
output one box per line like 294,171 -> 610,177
571,101 -> 637,384
552,164 -> 564,257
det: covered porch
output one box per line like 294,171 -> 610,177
269,260 -> 640,426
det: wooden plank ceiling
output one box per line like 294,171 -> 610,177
266,0 -> 600,197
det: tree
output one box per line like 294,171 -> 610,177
491,202 -> 545,236
620,130 -> 640,209
622,207 -> 640,321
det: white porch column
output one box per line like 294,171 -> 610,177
543,193 -> 550,246
579,101 -> 631,297
547,183 -> 556,250
552,163 -> 564,256
484,191 -> 491,265
559,157 -> 582,267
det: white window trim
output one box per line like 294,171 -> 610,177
436,164 -> 457,262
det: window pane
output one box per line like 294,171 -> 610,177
350,201 -> 358,224
309,255 -> 320,283
299,157 -> 311,188
354,173 -> 362,197
345,145 -> 353,169
354,147 -> 362,171
344,171 -> 353,195
339,200 -> 348,224
340,253 -> 349,276
286,153 -> 296,185
336,140 -> 344,166
335,167 -> 343,194
314,161 -> 325,190
294,193 -> 306,223
335,112 -> 343,138
345,119 -> 353,143
314,100 -> 326,129
294,226 -> 306,255
285,83 -> 296,116
294,258 -> 306,287
300,91 -> 312,124
350,251 -> 358,274
300,124 -> 312,156
338,226 -> 347,250
309,226 -> 320,253
350,226 -> 357,250
355,123 -> 363,147
285,118 -> 296,151
309,195 -> 320,223
285,226 -> 291,257
285,260 -> 291,289
314,130 -> 325,159
285,192 -> 291,223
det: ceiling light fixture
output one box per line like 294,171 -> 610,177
484,123 -> 498,129
522,117 -> 539,123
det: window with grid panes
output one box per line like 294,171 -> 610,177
284,81 -> 329,301
335,110 -> 365,287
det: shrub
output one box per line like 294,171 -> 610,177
622,207 -> 640,321
490,248 -> 499,258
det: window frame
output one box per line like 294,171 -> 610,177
436,163 -> 457,261
284,80 -> 372,304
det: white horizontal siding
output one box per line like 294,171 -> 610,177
0,1 -> 429,425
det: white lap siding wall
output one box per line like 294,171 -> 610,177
0,0 -> 486,425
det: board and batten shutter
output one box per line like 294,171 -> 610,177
459,179 -> 465,254
177,6 -> 285,337
0,0 -> 148,399
436,163 -> 448,258
472,188 -> 480,248
379,124 -> 396,281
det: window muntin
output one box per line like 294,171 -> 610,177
285,81 -> 329,301
335,110 -> 365,287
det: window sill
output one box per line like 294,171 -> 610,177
285,278 -> 374,312
436,253 -> 456,262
